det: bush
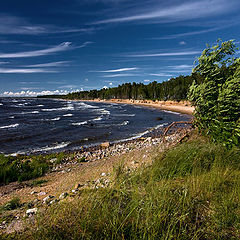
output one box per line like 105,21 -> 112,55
188,40 -> 240,147
0,154 -> 49,184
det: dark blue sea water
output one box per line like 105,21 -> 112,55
0,98 -> 192,155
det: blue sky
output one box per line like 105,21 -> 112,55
0,0 -> 240,96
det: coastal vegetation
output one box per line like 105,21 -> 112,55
188,40 -> 240,147
0,152 -> 74,184
5,132 -> 240,239
38,73 -> 204,101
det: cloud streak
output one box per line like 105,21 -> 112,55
25,61 -> 71,68
101,73 -> 139,77
92,0 -> 237,24
0,42 -> 90,58
0,68 -> 57,73
127,50 -> 200,57
93,67 -> 138,73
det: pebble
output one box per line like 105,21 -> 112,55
37,191 -> 47,196
59,192 -> 68,200
26,208 -> 38,216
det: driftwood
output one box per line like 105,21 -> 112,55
163,121 -> 193,142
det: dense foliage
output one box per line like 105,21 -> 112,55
188,40 -> 240,147
39,74 -> 203,101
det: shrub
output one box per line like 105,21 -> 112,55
188,40 -> 240,147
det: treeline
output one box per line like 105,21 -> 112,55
39,73 -> 203,101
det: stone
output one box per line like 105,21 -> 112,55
101,172 -> 106,177
26,208 -> 38,216
50,158 -> 57,163
43,195 -> 54,204
30,190 -> 37,195
59,192 -> 68,200
49,199 -> 59,205
37,191 -> 46,196
101,142 -> 110,148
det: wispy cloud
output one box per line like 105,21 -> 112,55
25,61 -> 71,68
0,15 -> 96,35
92,0 -> 237,25
0,42 -> 84,58
153,27 -> 222,40
127,50 -> 200,57
0,68 -> 57,73
101,73 -> 139,77
93,67 -> 139,73
149,73 -> 173,77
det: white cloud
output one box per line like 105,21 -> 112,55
0,15 -> 96,35
127,50 -> 200,57
149,73 -> 173,77
109,82 -> 113,85
154,27 -> 222,39
92,0 -> 237,24
179,41 -> 186,45
0,42 -> 72,58
102,86 -> 108,89
144,79 -> 150,82
92,67 -> 139,73
25,61 -> 70,68
101,73 -> 139,77
0,89 -> 71,97
0,68 -> 57,73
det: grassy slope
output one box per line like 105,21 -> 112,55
5,132 -> 240,240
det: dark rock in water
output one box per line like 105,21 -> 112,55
156,117 -> 163,121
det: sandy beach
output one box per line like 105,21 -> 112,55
82,99 -> 194,115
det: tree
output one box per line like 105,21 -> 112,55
188,40 -> 240,147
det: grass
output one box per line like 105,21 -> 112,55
0,152 -> 76,184
2,132 -> 240,239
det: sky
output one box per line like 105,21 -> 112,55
0,0 -> 240,97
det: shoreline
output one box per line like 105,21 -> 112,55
75,99 -> 194,115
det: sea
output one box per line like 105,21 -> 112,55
0,98 -> 192,155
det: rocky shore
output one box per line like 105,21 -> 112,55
0,127 -> 192,234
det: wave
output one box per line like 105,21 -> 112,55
42,105 -> 74,112
36,104 -> 44,107
162,110 -> 181,115
94,108 -> 110,115
63,113 -> 73,117
0,123 -> 19,129
71,121 -> 88,126
21,111 -> 39,114
10,141 -> 71,156
112,114 -> 135,117
77,102 -> 98,109
92,116 -> 102,121
46,117 -> 61,121
9,116 -> 15,119
0,103 -> 3,106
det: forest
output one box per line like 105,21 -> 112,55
39,73 -> 203,101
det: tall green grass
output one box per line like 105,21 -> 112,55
5,134 -> 240,239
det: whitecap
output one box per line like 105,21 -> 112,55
10,141 -> 71,156
63,113 -> 73,117
92,116 -> 103,121
162,110 -> 181,115
0,103 -> 3,106
72,121 -> 88,126
112,114 -> 135,117
21,111 -> 39,114
36,104 -> 44,107
46,117 -> 61,121
0,123 -> 19,129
